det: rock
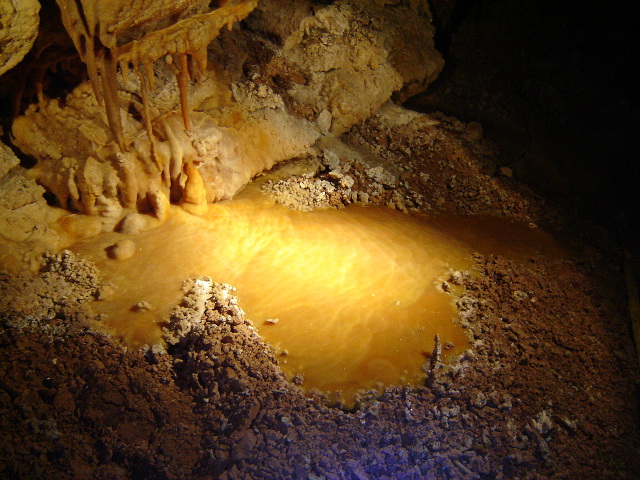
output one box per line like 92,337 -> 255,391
317,109 -> 333,135
133,301 -> 153,312
366,166 -> 396,187
255,0 -> 442,134
464,121 -> 483,142
107,239 -> 136,260
499,166 -> 514,178
96,284 -> 116,301
532,410 -> 554,435
0,0 -> 40,76
0,142 -> 19,178
119,212 -> 151,234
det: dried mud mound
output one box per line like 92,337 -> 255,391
1,248 -> 639,479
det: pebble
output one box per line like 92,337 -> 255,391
133,301 -> 153,311
107,239 -> 136,260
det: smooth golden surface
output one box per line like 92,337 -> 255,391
70,195 -> 562,401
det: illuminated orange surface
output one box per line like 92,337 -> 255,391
70,194 -> 562,402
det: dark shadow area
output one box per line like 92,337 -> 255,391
415,0 -> 640,252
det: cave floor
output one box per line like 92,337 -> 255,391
2,110 -> 640,478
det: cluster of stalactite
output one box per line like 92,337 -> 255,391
56,0 -> 258,152
8,0 -> 444,221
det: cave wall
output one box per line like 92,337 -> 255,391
1,0 -> 443,225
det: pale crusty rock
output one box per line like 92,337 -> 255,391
0,0 -> 40,76
0,141 -> 19,178
10,12 -> 321,217
107,239 -> 136,260
251,0 -> 443,135
0,169 -> 46,210
11,76 -> 319,218
54,0 -> 258,150
0,141 -> 63,273
0,140 -> 50,223
118,212 -> 154,234
9,0 -> 438,220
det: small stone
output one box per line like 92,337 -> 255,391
107,239 -> 136,260
499,166 -> 513,178
513,290 -> 528,301
96,284 -> 116,300
357,192 -> 370,204
132,301 -> 153,312
532,410 -> 554,435
449,271 -> 465,285
317,110 -> 333,135
256,84 -> 269,98
471,390 -> 487,408
366,166 -> 396,186
118,212 -> 149,234
464,121 -> 483,142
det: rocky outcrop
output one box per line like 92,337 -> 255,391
9,0 -> 443,220
0,141 -> 63,273
0,0 -> 40,76
250,0 -> 444,134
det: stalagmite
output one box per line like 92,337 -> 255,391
181,162 -> 209,216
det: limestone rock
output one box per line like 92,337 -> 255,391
0,141 -> 19,177
107,239 -> 136,260
9,0 -> 439,219
11,77 -> 319,217
0,140 -> 63,273
54,0 -> 258,150
250,0 -> 444,134
0,0 -> 40,76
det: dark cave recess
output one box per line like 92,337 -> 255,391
417,0 -> 640,250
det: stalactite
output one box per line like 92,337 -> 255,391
98,47 -> 125,151
56,0 -> 258,152
176,53 -> 192,131
84,34 -> 103,106
191,46 -> 208,85
46,0 -> 259,217
120,61 -> 132,90
142,60 -> 156,92
161,117 -> 185,185
134,62 -> 158,171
